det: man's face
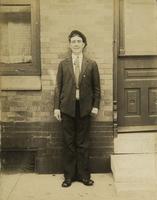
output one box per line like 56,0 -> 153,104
69,35 -> 85,54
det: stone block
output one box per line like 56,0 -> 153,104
111,154 -> 156,182
114,133 -> 155,154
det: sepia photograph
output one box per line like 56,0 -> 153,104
0,0 -> 157,199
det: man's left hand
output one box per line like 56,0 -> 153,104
91,107 -> 98,116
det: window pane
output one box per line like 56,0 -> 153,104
0,4 -> 32,64
121,0 -> 157,55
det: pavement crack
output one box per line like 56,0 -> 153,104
6,174 -> 23,200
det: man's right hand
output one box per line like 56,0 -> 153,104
54,109 -> 62,121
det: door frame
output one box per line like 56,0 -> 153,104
113,0 -> 120,137
113,0 -> 157,133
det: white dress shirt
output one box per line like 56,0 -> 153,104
72,53 -> 83,100
72,53 -> 83,72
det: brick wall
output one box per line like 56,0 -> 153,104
1,0 -> 114,172
40,0 -> 113,122
1,0 -> 113,122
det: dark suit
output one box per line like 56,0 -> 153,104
54,56 -> 100,180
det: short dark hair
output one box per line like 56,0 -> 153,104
68,30 -> 87,47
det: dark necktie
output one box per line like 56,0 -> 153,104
74,56 -> 80,89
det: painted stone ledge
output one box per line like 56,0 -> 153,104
0,76 -> 41,90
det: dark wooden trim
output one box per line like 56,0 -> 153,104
0,0 -> 31,6
0,4 -> 30,6
31,0 -> 41,76
119,54 -> 157,58
0,63 -> 40,76
113,0 -> 119,137
119,0 -> 125,55
118,125 -> 157,133
0,0 -> 41,76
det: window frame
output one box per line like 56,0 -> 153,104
0,0 -> 41,76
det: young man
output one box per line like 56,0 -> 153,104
54,30 -> 101,187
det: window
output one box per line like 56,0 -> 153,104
0,0 -> 40,75
119,0 -> 157,55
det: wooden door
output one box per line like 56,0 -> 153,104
118,56 -> 157,126
116,0 -> 157,126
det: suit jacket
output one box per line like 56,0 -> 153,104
54,56 -> 101,117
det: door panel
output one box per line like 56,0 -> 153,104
149,89 -> 157,115
118,56 -> 157,126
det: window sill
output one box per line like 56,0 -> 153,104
0,76 -> 41,91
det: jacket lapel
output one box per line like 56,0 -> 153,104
66,57 -> 76,83
79,56 -> 88,84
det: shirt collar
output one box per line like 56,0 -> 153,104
72,53 -> 83,61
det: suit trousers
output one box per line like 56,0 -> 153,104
61,100 -> 91,180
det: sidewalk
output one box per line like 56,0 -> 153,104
1,173 -> 157,200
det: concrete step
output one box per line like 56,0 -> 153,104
114,133 -> 156,154
111,154 -> 156,182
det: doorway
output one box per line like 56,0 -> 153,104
114,0 -> 157,127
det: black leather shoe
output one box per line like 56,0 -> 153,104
81,178 -> 94,186
61,179 -> 72,187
